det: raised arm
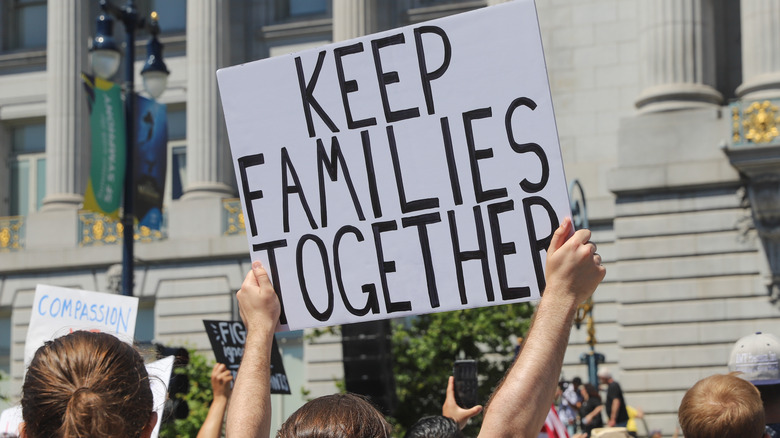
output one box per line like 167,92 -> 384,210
226,261 -> 281,438
197,363 -> 233,438
478,218 -> 605,438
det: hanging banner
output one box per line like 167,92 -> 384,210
203,320 -> 291,394
82,74 -> 126,219
217,0 -> 569,331
134,95 -> 168,230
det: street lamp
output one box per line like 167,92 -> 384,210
89,0 -> 170,296
568,179 -> 605,385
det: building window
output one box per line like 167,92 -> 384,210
2,0 -> 47,51
164,108 -> 186,204
289,0 -> 327,17
134,302 -> 155,343
275,0 -> 329,21
9,122 -> 45,217
137,0 -> 186,35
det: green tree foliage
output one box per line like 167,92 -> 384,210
389,303 -> 534,437
159,349 -> 216,438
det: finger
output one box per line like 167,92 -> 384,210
547,217 -> 572,256
252,260 -> 273,290
465,405 -> 483,418
587,241 -> 597,254
569,228 -> 592,246
594,253 -> 602,265
446,376 -> 455,400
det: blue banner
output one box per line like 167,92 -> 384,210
134,95 -> 168,230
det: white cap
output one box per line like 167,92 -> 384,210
728,332 -> 780,386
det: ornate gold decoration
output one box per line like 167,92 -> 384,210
732,105 -> 741,143
223,199 -> 247,236
0,217 -> 24,252
574,297 -> 596,348
743,101 -> 780,144
0,228 -> 9,248
93,219 -> 105,241
79,211 -> 164,246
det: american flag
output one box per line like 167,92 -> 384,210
541,405 -> 570,438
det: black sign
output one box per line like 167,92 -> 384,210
203,320 -> 291,394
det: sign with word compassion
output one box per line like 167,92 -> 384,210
218,0 -> 569,330
25,284 -> 139,366
204,320 -> 291,394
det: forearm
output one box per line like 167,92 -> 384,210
226,330 -> 274,438
479,290 -> 578,438
610,399 -> 620,423
585,405 -> 602,422
197,395 -> 229,438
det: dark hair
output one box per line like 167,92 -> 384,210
22,331 -> 153,438
277,393 -> 391,438
404,416 -> 463,438
582,383 -> 600,401
572,377 -> 582,386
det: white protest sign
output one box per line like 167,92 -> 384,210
147,355 -> 175,438
218,0 -> 569,331
0,405 -> 21,437
24,284 -> 139,366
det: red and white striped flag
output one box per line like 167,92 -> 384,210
541,405 -> 570,438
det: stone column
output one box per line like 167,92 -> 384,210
737,0 -> 780,99
182,0 -> 234,199
333,0 -> 378,42
42,0 -> 88,210
635,0 -> 722,113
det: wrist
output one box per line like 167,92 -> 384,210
539,286 -> 578,315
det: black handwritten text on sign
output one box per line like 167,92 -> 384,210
204,320 -> 291,394
218,0 -> 569,331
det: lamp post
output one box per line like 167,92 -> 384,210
89,0 -> 169,296
569,179 -> 605,385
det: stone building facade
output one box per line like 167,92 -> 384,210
1,0 -> 779,435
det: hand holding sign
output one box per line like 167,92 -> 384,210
543,218 -> 605,306
237,261 -> 282,335
211,363 -> 233,400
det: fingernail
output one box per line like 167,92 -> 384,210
253,260 -> 262,269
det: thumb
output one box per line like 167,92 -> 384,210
252,260 -> 272,288
465,404 -> 483,417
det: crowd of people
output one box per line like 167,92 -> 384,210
15,217 -> 780,438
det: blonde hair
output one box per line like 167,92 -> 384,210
678,373 -> 765,438
22,331 -> 153,438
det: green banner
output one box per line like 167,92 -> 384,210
82,74 -> 126,218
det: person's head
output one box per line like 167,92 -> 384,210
678,373 -> 766,438
572,376 -> 582,388
648,430 -> 662,438
21,331 -> 156,438
597,367 -> 612,384
404,416 -> 463,438
582,383 -> 600,401
729,332 -> 780,406
277,393 -> 391,438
